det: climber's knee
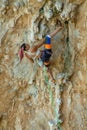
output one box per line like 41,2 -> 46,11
44,61 -> 50,67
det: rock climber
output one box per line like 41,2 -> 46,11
19,23 -> 62,84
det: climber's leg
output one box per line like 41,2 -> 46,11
46,66 -> 56,84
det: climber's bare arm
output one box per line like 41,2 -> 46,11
30,39 -> 44,52
31,24 -> 62,52
25,53 -> 34,63
50,26 -> 62,38
38,26 -> 62,45
35,39 -> 45,49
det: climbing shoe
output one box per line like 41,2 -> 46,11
52,79 -> 56,85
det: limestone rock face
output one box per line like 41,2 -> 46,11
0,0 -> 87,130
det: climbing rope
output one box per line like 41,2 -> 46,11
43,66 -> 62,130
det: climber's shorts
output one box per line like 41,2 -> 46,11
40,35 -> 52,66
44,35 -> 52,49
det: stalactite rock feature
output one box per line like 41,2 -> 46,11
60,3 -> 77,21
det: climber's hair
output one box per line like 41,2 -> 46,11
20,43 -> 26,51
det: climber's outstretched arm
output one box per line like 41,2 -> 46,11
34,26 -> 62,50
35,38 -> 45,49
50,26 -> 62,38
31,38 -> 45,52
31,24 -> 62,51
